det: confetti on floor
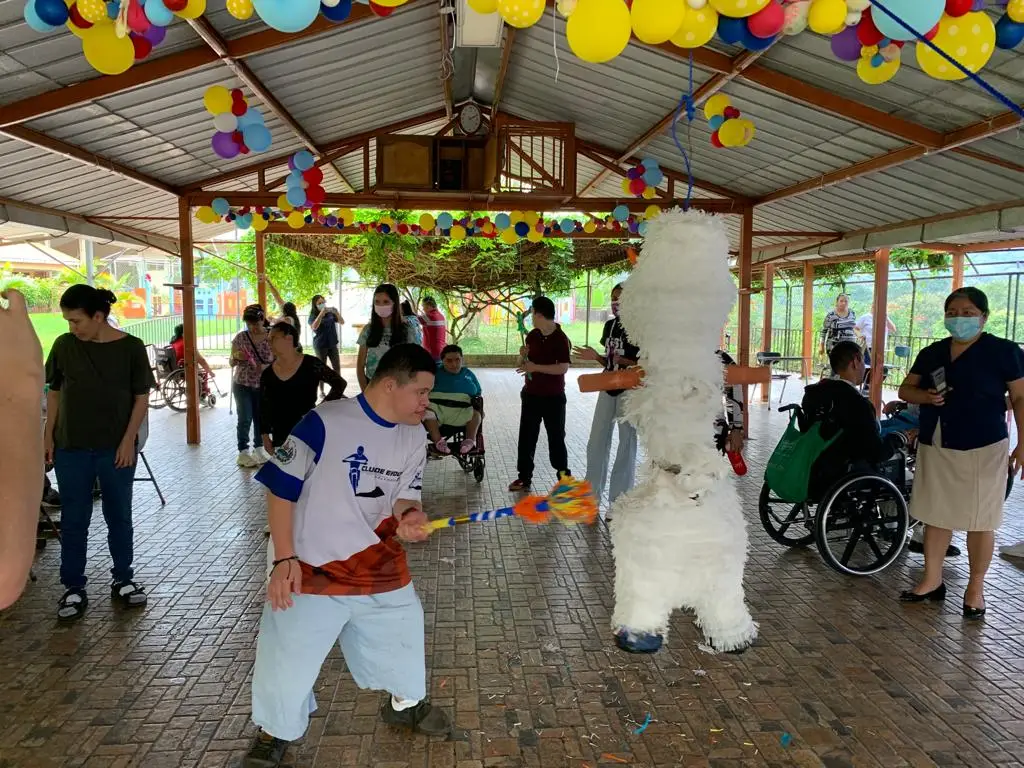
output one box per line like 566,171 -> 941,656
632,714 -> 651,734
781,732 -> 793,747
600,754 -> 629,764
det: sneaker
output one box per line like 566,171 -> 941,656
252,448 -> 271,465
1000,541 -> 1024,559
242,729 -> 289,768
380,698 -> 451,736
508,478 -> 530,492
41,488 -> 62,510
237,451 -> 258,468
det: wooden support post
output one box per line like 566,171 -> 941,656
869,248 -> 891,415
760,263 -> 774,402
256,230 -> 267,309
737,208 -> 753,368
802,262 -> 814,380
952,249 -> 965,290
178,197 -> 201,445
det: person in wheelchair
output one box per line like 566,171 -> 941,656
169,324 -> 214,399
423,345 -> 482,456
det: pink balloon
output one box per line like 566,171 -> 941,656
831,25 -> 862,62
748,1 -> 785,39
212,131 -> 240,159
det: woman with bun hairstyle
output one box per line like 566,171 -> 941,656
44,285 -> 156,622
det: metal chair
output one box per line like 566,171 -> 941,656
755,351 -> 792,403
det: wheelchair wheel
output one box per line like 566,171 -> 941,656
814,474 -> 909,577
162,369 -> 188,412
148,379 -> 167,410
473,457 -> 485,483
758,484 -> 815,547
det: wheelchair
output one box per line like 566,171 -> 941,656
427,395 -> 486,483
758,403 -> 913,577
153,346 -> 218,413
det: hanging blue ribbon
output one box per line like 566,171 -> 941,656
671,52 -> 696,211
868,0 -> 1023,120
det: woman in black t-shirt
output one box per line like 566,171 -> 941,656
260,322 -> 346,453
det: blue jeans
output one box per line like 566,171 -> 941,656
53,448 -> 137,589
233,383 -> 262,451
585,391 -> 638,505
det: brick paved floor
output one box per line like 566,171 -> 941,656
2,370 -> 1023,768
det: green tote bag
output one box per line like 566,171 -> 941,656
764,411 -> 840,503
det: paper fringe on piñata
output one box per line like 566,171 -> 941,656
427,476 -> 597,532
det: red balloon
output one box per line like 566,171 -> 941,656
232,130 -> 243,142
945,0 -> 972,17
231,100 -> 248,117
306,185 -> 326,205
397,223 -> 410,235
239,144 -> 250,155
925,22 -> 940,40
369,2 -> 395,16
130,35 -> 152,61
857,10 -> 884,46
303,166 -> 324,185
711,131 -> 723,148
628,177 -> 646,195
68,4 -> 93,29
747,0 -> 785,39
723,106 -> 741,119
231,88 -> 245,101
127,0 -> 150,34
163,0 -> 188,11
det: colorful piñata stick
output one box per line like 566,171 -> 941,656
427,476 -> 598,532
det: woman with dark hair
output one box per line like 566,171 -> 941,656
231,304 -> 273,468
260,322 -> 346,455
898,287 -> 1024,620
280,302 -> 301,332
309,294 -> 343,389
44,284 -> 156,621
356,283 -> 419,390
401,300 -> 424,348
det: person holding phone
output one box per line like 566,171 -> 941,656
897,287 -> 1024,620
232,304 -> 273,468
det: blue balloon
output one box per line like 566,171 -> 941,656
640,157 -> 659,171
237,109 -> 266,129
514,221 -> 530,237
293,150 -> 315,171
34,0 -> 69,27
638,222 -> 649,237
286,187 -> 307,207
717,15 -> 746,45
286,169 -> 305,188
612,205 -> 629,222
107,1 -> 119,19
740,28 -> 776,51
871,0 -> 944,42
253,0 -> 321,33
643,167 -> 664,187
321,0 -> 352,22
145,0 -> 174,27
494,213 -> 510,229
243,125 -> 272,153
437,212 -> 454,229
559,218 -> 575,234
236,213 -> 253,230
24,1 -> 57,32
995,14 -> 1024,50
708,114 -> 725,132
211,198 -> 230,216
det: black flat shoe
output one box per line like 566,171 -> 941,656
899,583 -> 946,603
963,603 -> 986,621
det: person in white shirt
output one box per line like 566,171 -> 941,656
854,311 -> 896,368
242,343 -> 450,768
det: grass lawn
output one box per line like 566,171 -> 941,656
30,313 -> 68,360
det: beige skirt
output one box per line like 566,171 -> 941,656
910,423 -> 1009,532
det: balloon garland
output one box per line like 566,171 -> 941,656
703,94 -> 756,149
204,87 -> 272,160
619,158 -> 665,199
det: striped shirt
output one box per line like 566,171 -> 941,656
821,310 -> 858,351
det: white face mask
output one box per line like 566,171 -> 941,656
375,303 -> 394,318
317,303 -> 325,311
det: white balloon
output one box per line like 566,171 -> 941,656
846,0 -> 870,11
845,11 -> 861,25
213,113 -> 238,133
322,0 -> 341,5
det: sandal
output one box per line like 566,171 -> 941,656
508,478 -> 530,492
459,438 -> 476,455
111,581 -> 148,609
57,588 -> 88,622
432,438 -> 451,455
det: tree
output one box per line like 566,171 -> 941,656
195,231 -> 334,308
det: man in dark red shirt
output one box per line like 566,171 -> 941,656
508,296 -> 572,492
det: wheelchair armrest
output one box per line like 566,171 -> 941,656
471,395 -> 484,417
778,403 -> 801,415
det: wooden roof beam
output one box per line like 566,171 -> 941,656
577,47 -> 773,197
440,13 -> 455,120
491,27 -> 516,121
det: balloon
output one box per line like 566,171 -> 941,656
253,0 -> 321,32
717,119 -> 745,147
163,0 -> 189,9
252,215 -> 269,232
293,150 -> 315,171
945,0 -> 972,18
620,177 -> 632,195
703,93 -> 731,120
643,166 -> 664,186
871,0 -> 945,42
717,13 -> 747,43
321,0 -> 352,20
996,13 -> 1024,49
131,34 -> 152,60
583,220 -> 598,234
145,0 -> 174,26
286,186 -> 307,207
856,53 -> 900,84
24,1 -> 58,32
35,0 -> 69,26
566,0 -> 631,62
628,177 -> 646,195
496,0 -> 544,28
709,0 -> 769,17
305,185 -> 325,205
176,0 -> 206,19
526,229 -> 544,243
644,204 -> 661,219
641,186 -> 657,200
243,124 -> 272,152
237,109 -> 265,129
368,2 -> 395,16
287,211 -> 306,230
467,0 -> 498,12
143,23 -> 167,44
612,204 -> 629,222
711,131 -> 723,148
631,0 -> 686,45
807,0 -> 846,35
227,0 -> 255,19
514,221 -> 530,236
782,0 -> 810,35
740,27 -> 775,49
509,210 -> 524,224
210,198 -> 230,217
77,0 -> 107,23
708,114 -> 725,131
917,11 -> 995,80
437,212 -> 454,229
747,0 -> 784,38
1010,0 -> 1024,23
499,228 -> 519,245
494,213 -> 510,229
831,24 -> 862,61
670,3 -> 718,47
210,132 -> 238,159
303,166 -> 324,185
213,112 -> 238,133
82,23 -> 135,74
418,213 -> 436,230
372,0 -> 411,6
203,86 -> 232,115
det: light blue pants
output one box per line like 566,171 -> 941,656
251,584 -> 426,741
585,391 -> 638,506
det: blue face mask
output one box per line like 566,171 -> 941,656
945,316 -> 982,342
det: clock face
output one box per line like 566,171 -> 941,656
458,104 -> 483,135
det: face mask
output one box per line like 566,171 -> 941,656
375,303 -> 394,318
945,316 -> 982,342
611,301 -> 621,317
317,303 -> 325,311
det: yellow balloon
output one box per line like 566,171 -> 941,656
467,0 -> 499,13
204,86 -> 233,116
496,0 -> 544,28
81,24 -> 134,76
733,118 -> 756,146
644,204 -> 661,219
523,211 -> 540,226
195,206 -> 215,223
226,0 -> 254,20
566,0 -> 632,64
418,213 -> 436,230
703,93 -> 731,120
337,208 -> 353,225
287,211 -> 306,230
373,0 -> 410,6
252,216 -> 269,232
916,11 -> 995,82
450,224 -> 467,241
1009,0 -> 1024,24
856,54 -> 900,85
717,119 -> 746,148
641,185 -> 657,199
631,0 -> 686,45
526,228 -> 544,243
670,4 -> 719,49
583,220 -> 598,234
620,177 -> 632,195
807,0 -> 846,35
708,0 -> 769,19
176,0 -> 207,20
278,194 -> 293,213
509,210 -> 524,225
77,0 -> 107,23
500,228 -> 519,245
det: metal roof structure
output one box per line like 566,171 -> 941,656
0,0 -> 1021,266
